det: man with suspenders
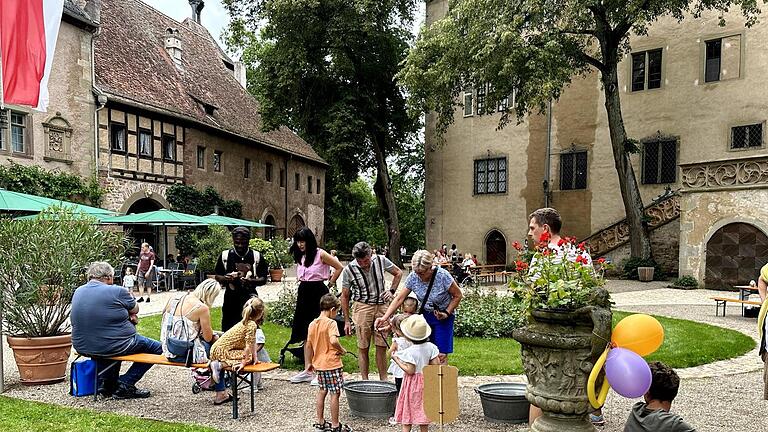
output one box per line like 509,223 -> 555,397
341,241 -> 403,380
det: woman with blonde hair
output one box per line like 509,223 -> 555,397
160,278 -> 222,364
376,250 -> 463,364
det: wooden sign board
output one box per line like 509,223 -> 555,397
422,364 -> 459,424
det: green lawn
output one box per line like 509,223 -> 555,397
0,396 -> 216,432
137,308 -> 754,376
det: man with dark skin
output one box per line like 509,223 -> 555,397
214,227 -> 269,331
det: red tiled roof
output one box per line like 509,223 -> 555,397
94,0 -> 325,165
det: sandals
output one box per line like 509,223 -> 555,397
213,394 -> 233,406
329,424 -> 352,432
312,421 -> 331,431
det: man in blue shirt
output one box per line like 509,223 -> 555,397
71,261 -> 162,399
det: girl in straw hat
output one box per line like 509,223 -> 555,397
391,315 -> 440,431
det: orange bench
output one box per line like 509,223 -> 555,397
89,353 -> 279,419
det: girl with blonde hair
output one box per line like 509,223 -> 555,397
209,297 -> 270,404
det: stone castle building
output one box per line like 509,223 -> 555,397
425,1 -> 768,288
1,0 -> 326,254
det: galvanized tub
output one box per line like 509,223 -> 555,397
475,382 -> 530,424
343,380 -> 398,418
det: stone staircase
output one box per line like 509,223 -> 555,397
582,189 -> 680,257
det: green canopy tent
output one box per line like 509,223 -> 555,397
101,209 -> 210,268
0,189 -> 114,216
201,213 -> 274,228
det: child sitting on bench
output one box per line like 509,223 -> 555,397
209,297 -> 268,405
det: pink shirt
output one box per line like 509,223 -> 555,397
297,248 -> 330,282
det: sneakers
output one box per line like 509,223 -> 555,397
136,297 -> 144,303
113,383 -> 151,399
210,361 -> 222,384
146,297 -> 150,303
590,414 -> 606,426
290,369 -> 315,383
310,377 -> 319,386
388,416 -> 397,426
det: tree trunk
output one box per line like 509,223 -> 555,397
371,131 -> 403,267
599,63 -> 653,259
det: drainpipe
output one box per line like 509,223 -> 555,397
543,98 -> 553,208
91,27 -> 107,180
284,155 -> 291,238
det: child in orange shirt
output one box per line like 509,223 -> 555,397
307,294 -> 350,432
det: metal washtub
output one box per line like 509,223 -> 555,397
343,380 -> 398,418
474,382 -> 530,424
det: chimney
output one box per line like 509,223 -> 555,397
164,28 -> 183,67
234,62 -> 247,88
189,0 -> 204,24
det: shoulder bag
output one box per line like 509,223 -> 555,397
165,294 -> 195,366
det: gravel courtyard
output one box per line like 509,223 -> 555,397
2,280 -> 767,431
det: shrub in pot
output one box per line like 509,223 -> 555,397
193,225 -> 233,276
0,208 -> 127,385
251,237 -> 293,282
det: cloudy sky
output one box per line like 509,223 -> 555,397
141,0 -> 231,48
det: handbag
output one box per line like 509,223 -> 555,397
165,294 -> 195,366
69,357 -> 96,397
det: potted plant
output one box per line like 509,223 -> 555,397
250,237 -> 293,282
0,208 -> 127,385
507,235 -> 613,432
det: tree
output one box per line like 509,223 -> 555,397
223,0 -> 420,266
399,0 -> 760,260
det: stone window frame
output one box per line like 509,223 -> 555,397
266,162 -> 273,182
316,178 -> 321,194
244,158 -> 251,179
699,31 -> 745,85
196,146 -> 206,169
295,172 -> 300,191
279,168 -> 286,188
473,155 -> 508,195
728,121 -> 765,152
629,48 -> 663,92
213,150 -> 222,173
641,137 -> 678,184
308,175 -> 313,193
559,149 -> 588,191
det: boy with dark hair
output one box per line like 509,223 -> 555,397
624,361 -> 696,432
307,294 -> 351,432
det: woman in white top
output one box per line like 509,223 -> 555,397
160,279 -> 221,364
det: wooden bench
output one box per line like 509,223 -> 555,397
710,296 -> 762,317
86,353 -> 279,419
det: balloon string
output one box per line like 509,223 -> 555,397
591,330 -> 612,347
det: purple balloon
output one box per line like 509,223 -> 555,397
604,347 -> 652,398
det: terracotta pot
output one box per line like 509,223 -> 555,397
7,334 -> 72,385
513,308 -> 612,432
269,268 -> 284,282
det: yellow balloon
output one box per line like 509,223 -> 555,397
588,347 -> 611,409
612,314 -> 664,356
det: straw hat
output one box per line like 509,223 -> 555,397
400,314 -> 432,342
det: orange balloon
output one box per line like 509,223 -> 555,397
611,314 -> 664,356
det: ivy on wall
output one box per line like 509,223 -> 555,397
0,161 -> 104,205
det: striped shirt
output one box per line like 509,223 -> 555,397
341,255 -> 395,304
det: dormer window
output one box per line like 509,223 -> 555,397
203,103 -> 216,116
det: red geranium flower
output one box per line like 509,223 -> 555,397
575,255 -> 587,264
597,257 -> 606,264
515,260 -> 528,272
557,238 -> 566,247
539,231 -> 551,245
512,241 -> 523,251
577,241 -> 586,250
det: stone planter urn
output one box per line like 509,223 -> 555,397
513,307 -> 611,432
7,333 -> 72,385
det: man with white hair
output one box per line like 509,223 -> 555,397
71,261 -> 162,399
341,241 -> 403,380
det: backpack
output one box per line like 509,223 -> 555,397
221,249 -> 261,271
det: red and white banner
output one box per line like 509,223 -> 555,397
0,0 -> 64,112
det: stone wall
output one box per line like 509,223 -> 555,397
101,176 -> 170,212
602,219 -> 680,277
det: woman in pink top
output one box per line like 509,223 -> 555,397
288,227 -> 343,384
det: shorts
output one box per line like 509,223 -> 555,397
137,268 -> 154,287
317,368 -> 344,393
352,303 -> 389,349
424,311 -> 455,354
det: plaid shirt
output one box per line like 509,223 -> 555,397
341,255 -> 394,304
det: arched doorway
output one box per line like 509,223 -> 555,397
264,214 -> 277,239
485,230 -> 507,265
125,198 -> 164,256
705,223 -> 768,289
288,214 -> 306,237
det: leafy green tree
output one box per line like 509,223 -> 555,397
223,0 -> 420,266
166,185 -> 243,255
399,0 -> 760,260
